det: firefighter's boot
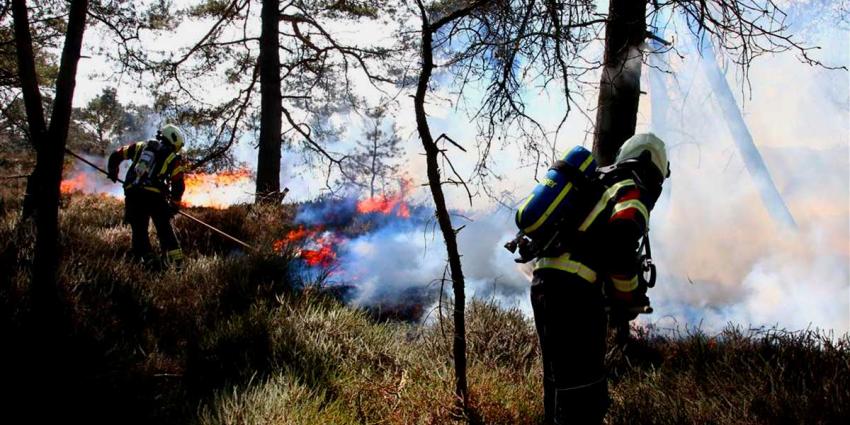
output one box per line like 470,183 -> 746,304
553,378 -> 609,425
140,253 -> 162,271
164,248 -> 185,271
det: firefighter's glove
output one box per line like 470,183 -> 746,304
168,201 -> 181,217
107,169 -> 119,183
516,237 -> 535,262
609,285 -> 649,322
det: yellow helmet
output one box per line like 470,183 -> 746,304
159,124 -> 185,151
615,132 -> 670,179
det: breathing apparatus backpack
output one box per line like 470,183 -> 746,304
505,145 -> 658,289
125,140 -> 170,191
505,146 -> 600,263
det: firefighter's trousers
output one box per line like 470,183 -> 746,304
124,189 -> 182,264
531,268 -> 608,425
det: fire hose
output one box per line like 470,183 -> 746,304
64,148 -> 256,252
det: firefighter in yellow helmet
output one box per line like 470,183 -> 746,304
530,133 -> 670,424
107,124 -> 187,269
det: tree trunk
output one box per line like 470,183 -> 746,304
370,130 -> 378,197
255,0 -> 283,204
12,0 -> 47,219
592,0 -> 648,166
414,12 -> 468,408
13,0 -> 89,318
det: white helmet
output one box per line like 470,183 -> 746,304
159,124 -> 185,151
615,132 -> 670,179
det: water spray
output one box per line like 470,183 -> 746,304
64,148 -> 256,252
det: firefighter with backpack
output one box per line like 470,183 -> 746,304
508,133 -> 670,424
107,124 -> 188,269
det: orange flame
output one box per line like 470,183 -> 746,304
285,225 -> 319,242
301,245 -> 337,268
356,183 -> 412,218
60,173 -> 90,194
182,169 -> 253,208
273,225 -> 341,268
397,203 -> 410,218
274,182 -> 414,268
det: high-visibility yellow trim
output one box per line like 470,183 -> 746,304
578,179 -> 635,231
143,186 -> 161,194
171,164 -> 186,177
612,199 -> 649,223
523,182 -> 574,234
611,275 -> 638,292
534,252 -> 597,283
132,142 -> 145,163
166,249 -> 183,261
520,154 -> 595,235
516,194 -> 534,224
578,154 -> 595,172
159,152 -> 176,177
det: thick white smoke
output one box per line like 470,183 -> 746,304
305,203 -> 533,316
337,11 -> 849,334
639,14 -> 849,333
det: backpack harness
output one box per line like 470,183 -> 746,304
505,146 -> 656,287
125,139 -> 180,194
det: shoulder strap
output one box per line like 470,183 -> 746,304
158,152 -> 178,177
132,141 -> 149,163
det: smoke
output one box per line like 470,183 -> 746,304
639,14 -> 850,333
289,198 -> 534,318
61,153 -> 126,198
66,5 -> 847,333
330,12 -> 849,333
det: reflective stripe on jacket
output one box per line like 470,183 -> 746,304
107,140 -> 186,202
534,174 -> 652,290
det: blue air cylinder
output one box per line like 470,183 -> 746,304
514,146 -> 597,240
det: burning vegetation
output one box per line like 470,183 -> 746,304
273,225 -> 340,268
59,161 -> 418,284
182,169 -> 254,208
356,192 -> 411,218
3,182 -> 848,424
60,165 -> 255,208
272,189 -> 416,276
59,173 -> 89,194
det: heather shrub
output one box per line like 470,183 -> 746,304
0,188 -> 847,424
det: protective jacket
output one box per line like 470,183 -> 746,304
107,139 -> 186,202
530,165 -> 657,424
108,139 -> 186,268
534,166 -> 655,295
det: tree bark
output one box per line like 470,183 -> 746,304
255,0 -> 283,203
414,5 -> 468,408
12,0 -> 47,218
369,124 -> 378,197
592,0 -> 648,166
13,0 -> 89,317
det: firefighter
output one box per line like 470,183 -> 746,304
530,133 -> 670,424
107,124 -> 187,269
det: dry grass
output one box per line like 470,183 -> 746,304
0,183 -> 847,424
